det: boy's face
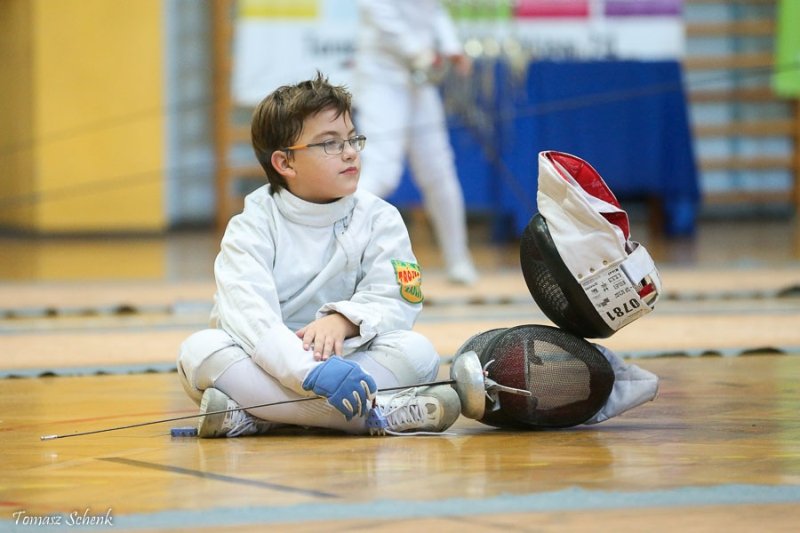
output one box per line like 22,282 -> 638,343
273,108 -> 360,204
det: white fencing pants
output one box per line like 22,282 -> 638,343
355,80 -> 473,271
177,328 -> 440,433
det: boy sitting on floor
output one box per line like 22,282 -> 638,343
176,73 -> 460,437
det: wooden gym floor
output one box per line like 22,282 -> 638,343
1,215 -> 800,532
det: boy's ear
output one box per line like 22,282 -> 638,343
271,150 -> 295,178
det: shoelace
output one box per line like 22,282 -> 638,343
383,390 -> 424,430
377,388 -> 451,437
224,408 -> 254,437
224,404 -> 270,437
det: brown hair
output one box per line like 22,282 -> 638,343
250,72 -> 353,191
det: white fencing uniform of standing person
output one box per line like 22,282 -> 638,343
353,0 -> 478,284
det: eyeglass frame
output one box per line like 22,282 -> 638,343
282,135 -> 367,156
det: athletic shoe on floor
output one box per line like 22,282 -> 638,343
447,261 -> 479,285
197,387 -> 272,438
376,385 -> 461,434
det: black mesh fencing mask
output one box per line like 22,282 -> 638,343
520,214 -> 613,338
453,327 -> 508,358
522,151 -> 662,339
454,324 -> 615,429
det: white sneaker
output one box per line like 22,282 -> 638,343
376,385 -> 461,434
447,261 -> 479,285
197,388 -> 272,438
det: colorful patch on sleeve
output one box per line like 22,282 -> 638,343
391,259 -> 424,304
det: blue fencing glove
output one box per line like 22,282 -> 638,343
302,356 -> 377,420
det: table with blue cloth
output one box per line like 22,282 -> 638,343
389,59 -> 700,238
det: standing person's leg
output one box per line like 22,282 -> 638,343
355,81 -> 411,198
407,84 -> 478,284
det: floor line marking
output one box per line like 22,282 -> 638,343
98,457 -> 338,499
35,483 -> 800,529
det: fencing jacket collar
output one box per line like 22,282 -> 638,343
272,187 -> 355,228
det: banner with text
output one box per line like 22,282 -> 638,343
232,0 -> 685,105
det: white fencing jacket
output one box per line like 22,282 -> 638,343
355,0 -> 463,86
211,186 -> 424,395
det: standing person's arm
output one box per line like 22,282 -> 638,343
431,2 -> 472,75
358,0 -> 431,67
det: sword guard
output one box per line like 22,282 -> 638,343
450,351 -> 534,419
449,350 -> 487,420
484,377 -> 533,412
481,359 -> 532,412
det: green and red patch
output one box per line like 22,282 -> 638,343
391,259 -> 423,304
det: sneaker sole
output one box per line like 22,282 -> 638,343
197,388 -> 227,438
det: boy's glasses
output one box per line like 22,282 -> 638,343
284,135 -> 367,155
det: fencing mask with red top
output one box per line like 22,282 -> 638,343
520,151 -> 662,339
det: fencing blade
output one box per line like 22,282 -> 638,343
39,380 -> 457,441
40,351 -> 535,441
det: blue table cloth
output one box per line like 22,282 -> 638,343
389,59 -> 700,238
